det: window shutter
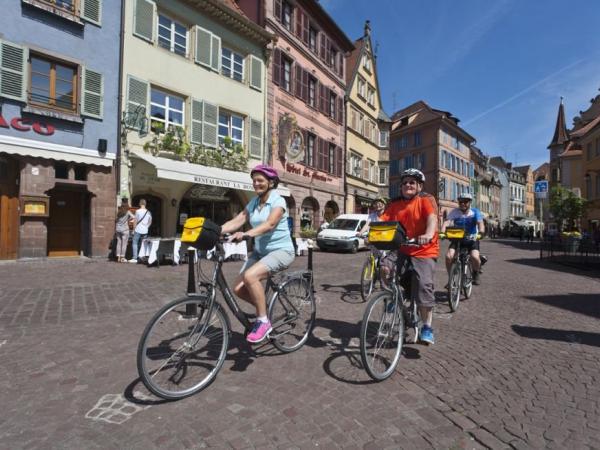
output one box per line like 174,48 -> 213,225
338,52 -> 344,77
274,0 -> 282,21
336,96 -> 343,124
301,69 -> 309,103
294,64 -> 303,99
323,141 -> 330,173
133,0 -> 155,43
272,48 -> 281,85
202,101 -> 218,148
81,67 -> 103,119
211,34 -> 221,72
81,0 -> 102,25
249,55 -> 263,91
302,12 -> 309,44
125,75 -> 149,131
295,8 -> 302,38
319,33 -> 327,61
0,40 -> 27,102
190,99 -> 203,144
319,84 -> 326,113
195,26 -> 212,68
250,119 -> 263,159
336,146 -> 343,177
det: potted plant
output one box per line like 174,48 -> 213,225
299,226 -> 317,239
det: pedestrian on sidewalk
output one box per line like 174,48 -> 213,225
130,199 -> 152,263
115,198 -> 134,263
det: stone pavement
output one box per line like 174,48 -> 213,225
0,239 -> 599,449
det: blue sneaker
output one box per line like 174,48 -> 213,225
420,325 -> 435,345
385,301 -> 396,314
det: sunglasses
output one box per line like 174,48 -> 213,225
401,180 -> 418,186
458,200 -> 471,204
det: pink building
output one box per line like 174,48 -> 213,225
239,0 -> 354,233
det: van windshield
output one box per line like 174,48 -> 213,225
328,219 -> 359,231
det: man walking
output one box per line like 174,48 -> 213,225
130,199 -> 152,263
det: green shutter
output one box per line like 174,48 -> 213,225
0,40 -> 27,102
133,0 -> 155,43
195,26 -> 211,68
190,99 -> 203,145
250,119 -> 263,159
81,0 -> 102,25
249,55 -> 263,91
211,34 -> 221,72
125,75 -> 149,131
202,102 -> 218,148
81,67 -> 103,119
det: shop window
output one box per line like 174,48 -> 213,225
55,162 -> 69,179
74,165 -> 87,181
218,111 -> 244,146
150,88 -> 184,133
30,54 -> 77,113
158,14 -> 188,57
221,47 -> 244,82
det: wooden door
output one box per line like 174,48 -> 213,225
0,156 -> 19,260
47,189 -> 83,257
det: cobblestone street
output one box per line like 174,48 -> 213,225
0,239 -> 599,449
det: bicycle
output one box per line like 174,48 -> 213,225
441,228 -> 480,312
359,222 -> 422,381
137,237 -> 316,400
359,245 -> 389,301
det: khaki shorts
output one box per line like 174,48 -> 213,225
241,249 -> 295,274
397,255 -> 436,308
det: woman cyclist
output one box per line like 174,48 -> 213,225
220,165 -> 295,343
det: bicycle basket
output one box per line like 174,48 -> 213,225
368,221 -> 406,250
445,228 -> 465,239
181,217 -> 221,250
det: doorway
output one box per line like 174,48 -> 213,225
0,155 -> 19,259
47,188 -> 84,257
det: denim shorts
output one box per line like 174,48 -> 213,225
240,249 -> 296,274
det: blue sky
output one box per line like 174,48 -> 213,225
321,0 -> 600,169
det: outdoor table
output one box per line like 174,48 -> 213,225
138,238 -> 182,265
206,241 -> 248,261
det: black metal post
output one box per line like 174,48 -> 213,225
186,248 -> 197,316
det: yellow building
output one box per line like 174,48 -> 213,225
514,165 -> 535,219
345,21 -> 390,213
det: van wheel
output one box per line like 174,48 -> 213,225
351,241 -> 359,254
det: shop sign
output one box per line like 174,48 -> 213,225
278,114 -> 305,163
0,114 -> 55,136
285,163 -> 332,183
187,185 -> 228,199
193,175 -> 252,191
20,195 -> 50,217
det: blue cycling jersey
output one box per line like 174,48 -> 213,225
447,207 -> 483,238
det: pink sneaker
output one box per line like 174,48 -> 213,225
246,320 -> 272,343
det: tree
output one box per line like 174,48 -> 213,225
549,185 -> 588,231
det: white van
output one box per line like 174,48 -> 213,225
316,214 -> 369,253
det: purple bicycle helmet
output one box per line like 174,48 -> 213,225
251,164 -> 280,188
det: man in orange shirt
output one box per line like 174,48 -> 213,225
380,168 -> 439,344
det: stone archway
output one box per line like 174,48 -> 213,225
300,196 -> 319,230
285,195 -> 297,233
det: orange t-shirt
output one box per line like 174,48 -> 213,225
379,193 -> 439,258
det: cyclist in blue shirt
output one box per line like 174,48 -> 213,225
441,192 -> 485,285
221,165 -> 295,343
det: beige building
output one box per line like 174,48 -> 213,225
121,0 -> 273,237
345,21 -> 390,213
514,165 -> 535,219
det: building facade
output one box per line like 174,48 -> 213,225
240,0 -> 354,233
514,165 -> 535,219
344,21 -> 390,213
489,157 -> 510,226
121,0 -> 273,237
0,0 -> 118,259
389,101 -> 475,224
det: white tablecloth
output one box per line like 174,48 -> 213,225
206,241 -> 248,261
138,238 -> 182,265
296,238 -> 309,256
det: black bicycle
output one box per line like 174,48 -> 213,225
137,239 -> 316,400
443,228 -> 478,312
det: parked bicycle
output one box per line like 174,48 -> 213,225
137,220 -> 316,400
441,228 -> 480,312
359,222 -> 422,381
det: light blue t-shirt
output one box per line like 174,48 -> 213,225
246,191 -> 294,256
447,207 -> 483,238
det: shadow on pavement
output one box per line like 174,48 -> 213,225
123,379 -> 174,405
522,292 -> 600,320
492,238 -> 541,251
320,282 -> 364,304
512,325 -> 600,347
507,257 -> 600,279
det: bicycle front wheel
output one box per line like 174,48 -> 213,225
463,263 -> 473,299
448,262 -> 461,312
137,297 -> 229,400
360,256 -> 376,301
269,276 -> 315,353
360,291 -> 404,381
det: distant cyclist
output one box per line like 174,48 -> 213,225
441,192 -> 485,285
379,168 -> 439,345
357,197 -> 387,237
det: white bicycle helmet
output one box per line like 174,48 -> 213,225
458,192 -> 473,201
400,168 -> 425,183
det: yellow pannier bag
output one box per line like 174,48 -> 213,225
445,227 -> 466,239
181,217 -> 222,250
368,221 -> 406,250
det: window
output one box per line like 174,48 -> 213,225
357,77 -> 366,98
367,87 -> 375,106
30,55 -> 77,112
330,47 -> 338,69
329,144 -> 335,174
308,77 -> 317,108
38,0 -> 76,14
150,88 -> 184,132
282,1 -> 293,30
282,56 -> 292,92
309,26 -> 318,52
379,130 -> 389,147
329,92 -> 336,119
218,112 -> 244,146
74,165 -> 87,181
414,132 -> 421,146
55,162 -> 69,179
350,152 -> 362,177
305,134 -> 315,166
399,135 -> 408,149
158,15 -> 187,56
596,138 -> 600,157
221,47 -> 244,82
379,167 -> 387,185
362,54 -> 371,71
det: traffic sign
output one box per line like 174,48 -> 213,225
535,180 -> 548,199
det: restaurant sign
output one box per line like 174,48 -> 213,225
192,175 -> 253,191
0,114 -> 55,136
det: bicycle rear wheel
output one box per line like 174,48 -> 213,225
448,262 -> 461,312
360,256 -> 376,301
268,276 -> 315,353
137,297 -> 229,400
463,263 -> 473,299
360,291 -> 404,381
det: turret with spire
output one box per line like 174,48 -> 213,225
548,97 -> 570,186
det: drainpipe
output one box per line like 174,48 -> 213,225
115,0 -> 126,204
343,93 -> 348,214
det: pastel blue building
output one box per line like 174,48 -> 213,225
0,0 -> 121,258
